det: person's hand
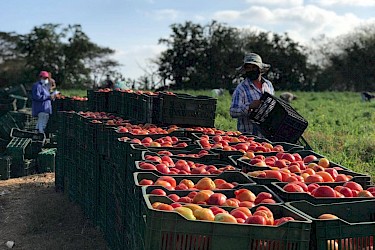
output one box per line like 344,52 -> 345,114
250,100 -> 262,109
248,100 -> 262,113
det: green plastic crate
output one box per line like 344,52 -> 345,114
5,84 -> 27,97
142,184 -> 284,204
0,155 -> 11,180
271,182 -> 374,204
142,195 -> 311,250
286,200 -> 375,250
37,148 -> 56,173
11,159 -> 36,177
6,137 -> 32,163
142,148 -> 220,163
0,113 -> 19,140
0,99 -> 17,115
0,138 -> 9,153
9,94 -> 28,110
10,128 -> 46,141
130,171 -> 255,240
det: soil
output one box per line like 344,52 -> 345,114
0,173 -> 108,250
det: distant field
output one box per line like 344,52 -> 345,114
61,89 -> 375,180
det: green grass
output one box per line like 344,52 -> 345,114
60,88 -> 87,97
175,90 -> 375,180
60,89 -> 375,180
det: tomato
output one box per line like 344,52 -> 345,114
343,181 -> 363,192
312,186 -> 336,197
206,193 -> 227,206
150,188 -> 166,196
245,215 -> 267,225
283,183 -> 305,193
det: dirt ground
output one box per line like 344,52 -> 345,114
0,173 -> 108,250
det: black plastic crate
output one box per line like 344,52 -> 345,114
71,99 -> 89,112
136,93 -> 160,124
157,92 -> 217,127
250,92 -> 308,143
92,91 -> 111,112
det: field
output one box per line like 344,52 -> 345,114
64,89 -> 375,180
0,89 -> 373,249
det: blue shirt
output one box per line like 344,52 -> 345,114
32,81 -> 52,117
230,77 -> 274,134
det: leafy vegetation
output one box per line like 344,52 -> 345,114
0,24 -> 119,88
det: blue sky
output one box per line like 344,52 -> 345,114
1,0 -> 374,81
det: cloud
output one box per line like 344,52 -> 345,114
212,4 -> 373,44
245,0 -> 303,7
152,9 -> 180,20
313,0 -> 375,7
112,44 -> 166,79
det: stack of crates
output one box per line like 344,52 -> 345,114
55,111 -> 75,192
6,137 -> 33,177
87,90 -> 111,112
9,109 -> 37,131
37,148 -> 56,173
0,113 -> 19,140
0,99 -> 17,116
71,99 -> 88,112
0,155 -> 11,180
10,128 -> 46,160
9,94 -> 28,110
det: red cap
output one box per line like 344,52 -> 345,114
39,71 -> 49,78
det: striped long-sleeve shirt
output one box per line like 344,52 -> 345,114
230,77 -> 274,134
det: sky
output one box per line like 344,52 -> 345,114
1,0 -> 375,81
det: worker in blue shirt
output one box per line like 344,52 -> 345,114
32,71 -> 53,133
230,53 -> 274,135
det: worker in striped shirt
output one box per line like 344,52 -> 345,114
230,53 -> 274,135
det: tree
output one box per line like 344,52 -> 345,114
157,21 -> 207,88
156,21 -> 242,90
315,24 -> 375,91
195,21 -> 242,90
0,23 -> 120,88
0,32 -> 25,87
241,31 -> 313,90
155,21 -> 314,91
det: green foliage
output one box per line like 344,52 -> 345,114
0,24 -> 120,88
157,21 -> 242,89
312,25 -> 375,91
157,20 -> 316,91
178,89 -> 375,179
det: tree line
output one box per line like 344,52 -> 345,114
0,21 -> 374,91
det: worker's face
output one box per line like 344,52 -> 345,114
244,64 -> 259,72
244,64 -> 261,81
